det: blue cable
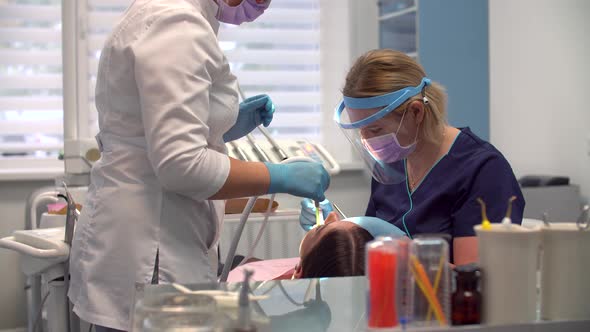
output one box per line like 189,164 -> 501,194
401,160 -> 413,239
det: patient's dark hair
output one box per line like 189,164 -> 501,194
300,225 -> 374,278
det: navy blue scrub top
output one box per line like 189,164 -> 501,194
365,127 -> 525,262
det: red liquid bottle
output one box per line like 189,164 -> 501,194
452,264 -> 482,325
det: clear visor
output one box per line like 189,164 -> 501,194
334,78 -> 431,185
336,102 -> 406,184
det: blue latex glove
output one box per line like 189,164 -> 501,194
223,94 -> 275,142
264,161 -> 330,202
299,198 -> 334,231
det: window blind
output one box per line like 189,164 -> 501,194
0,0 -> 63,164
87,0 -> 321,140
0,0 -> 322,170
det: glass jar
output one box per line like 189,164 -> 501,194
132,292 -> 218,331
452,264 -> 482,325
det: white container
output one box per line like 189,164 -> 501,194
474,224 -> 541,325
541,223 -> 590,321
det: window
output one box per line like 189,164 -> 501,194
0,0 -> 64,175
86,0 -> 321,140
0,0 -> 361,177
220,0 -> 321,140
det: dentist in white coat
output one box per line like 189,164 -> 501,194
68,0 -> 330,331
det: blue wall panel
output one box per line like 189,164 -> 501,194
418,0 -> 489,139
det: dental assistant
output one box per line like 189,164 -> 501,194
68,1 -> 330,331
302,49 -> 523,265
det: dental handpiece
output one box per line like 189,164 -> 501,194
236,82 -> 288,162
258,126 -> 289,161
246,134 -> 271,162
230,141 -> 249,161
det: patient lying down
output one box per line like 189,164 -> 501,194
227,213 -> 406,282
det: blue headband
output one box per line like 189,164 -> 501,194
344,216 -> 407,238
335,77 -> 431,129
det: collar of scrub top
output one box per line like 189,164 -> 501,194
334,77 -> 431,129
344,216 -> 407,238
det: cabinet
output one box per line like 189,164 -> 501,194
378,0 -> 417,57
377,0 -> 491,140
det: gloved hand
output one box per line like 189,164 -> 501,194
223,94 -> 275,142
299,198 -> 334,231
264,161 -> 330,202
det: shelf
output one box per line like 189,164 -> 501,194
379,5 -> 417,21
379,9 -> 417,54
378,0 -> 416,16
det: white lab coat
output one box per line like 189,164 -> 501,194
68,0 -> 238,329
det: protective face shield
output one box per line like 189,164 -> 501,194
334,77 -> 431,184
216,0 -> 271,25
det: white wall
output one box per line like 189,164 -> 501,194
489,0 -> 590,201
320,0 -> 379,167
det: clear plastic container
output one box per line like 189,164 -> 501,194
407,236 -> 451,327
132,292 -> 218,332
366,236 -> 398,328
394,237 -> 412,326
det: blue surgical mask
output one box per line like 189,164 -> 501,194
216,0 -> 271,25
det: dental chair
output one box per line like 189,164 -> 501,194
519,175 -> 585,222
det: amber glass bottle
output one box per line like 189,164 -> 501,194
452,264 -> 482,325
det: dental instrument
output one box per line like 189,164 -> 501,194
501,196 -> 517,227
258,127 -> 289,161
476,197 -> 491,230
230,140 -> 250,161
331,202 -> 347,219
315,200 -> 322,227
246,134 -> 271,162
236,82 -> 289,162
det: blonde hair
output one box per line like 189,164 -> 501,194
343,49 -> 448,144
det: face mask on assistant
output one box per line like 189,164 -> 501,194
362,110 -> 419,163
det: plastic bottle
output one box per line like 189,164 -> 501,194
366,237 -> 398,328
